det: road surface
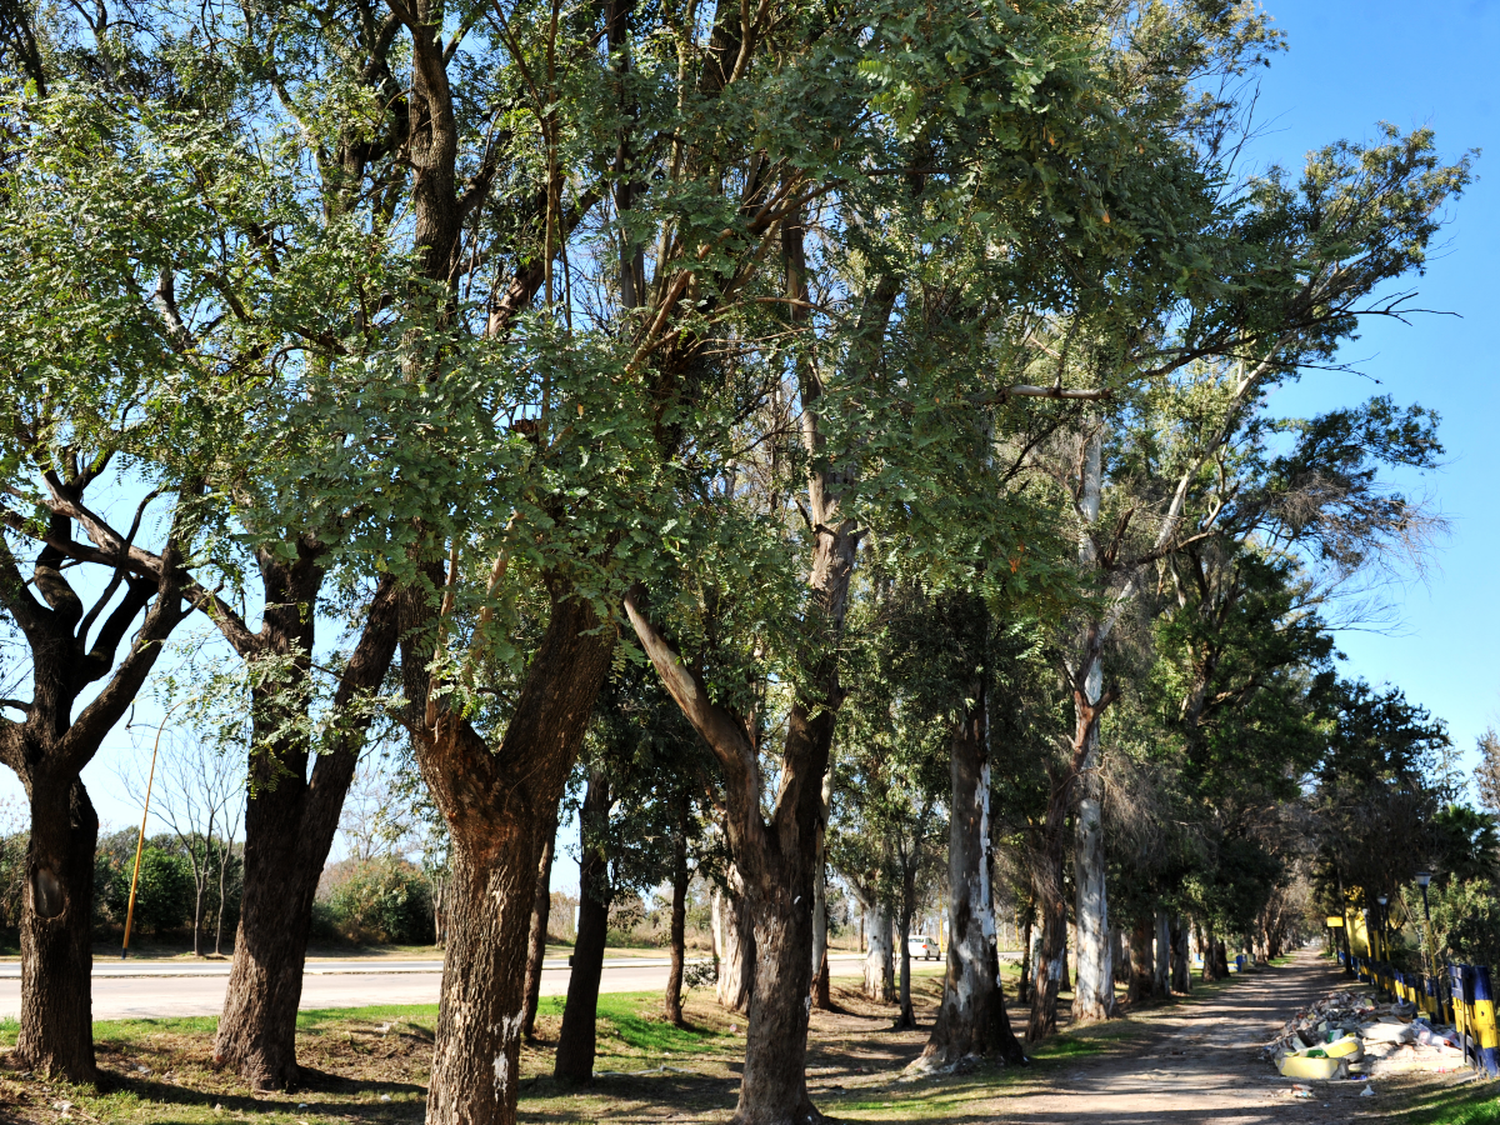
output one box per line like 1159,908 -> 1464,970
0,953 -> 867,1022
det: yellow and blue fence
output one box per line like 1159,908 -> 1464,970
1336,950 -> 1499,1076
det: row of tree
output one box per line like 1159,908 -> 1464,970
0,0 -> 1477,1123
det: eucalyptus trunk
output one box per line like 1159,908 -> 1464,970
665,806 -> 690,1026
863,901 -> 894,1002
554,769 -> 612,1083
916,685 -> 1026,1069
1127,917 -> 1153,1003
809,768 -> 833,1010
1153,910 -> 1171,997
1170,916 -> 1191,993
715,877 -> 755,1012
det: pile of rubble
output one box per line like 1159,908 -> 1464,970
1264,988 -> 1467,1082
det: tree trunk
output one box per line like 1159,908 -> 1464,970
1153,910 -> 1171,997
18,777 -> 98,1083
1018,915 -> 1034,1005
1170,915 -> 1191,993
555,769 -> 612,1083
1,532 -> 187,1083
1113,927 -> 1129,985
214,841 -> 233,957
193,881 -> 206,958
522,813 -> 559,1040
916,687 -> 1026,1070
409,587 -> 615,1125
1198,923 -> 1221,981
664,808 -> 689,1027
423,829 -> 536,1124
1027,779 -> 1070,1043
809,767 -> 833,1010
431,873 -> 448,947
812,945 -> 831,1011
622,238 -> 878,1116
863,901 -> 893,1002
626,596 -> 846,1124
716,874 -> 754,1012
894,906 -> 916,1031
1127,917 -> 1153,1003
214,567 -> 401,1090
1070,672 -> 1114,1024
734,856 -> 820,1124
213,777 -> 325,1089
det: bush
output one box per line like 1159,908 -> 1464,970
1427,879 -> 1500,968
325,860 -> 432,945
99,846 -> 195,935
309,898 -> 343,944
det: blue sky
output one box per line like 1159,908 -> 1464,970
5,0 -> 1497,875
1242,0 -> 1500,776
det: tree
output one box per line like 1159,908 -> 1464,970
1474,728 -> 1500,815
0,83 -> 213,1080
120,729 -> 246,957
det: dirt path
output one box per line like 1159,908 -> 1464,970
983,949 -> 1459,1125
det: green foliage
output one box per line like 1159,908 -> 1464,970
1421,879 -> 1500,970
324,860 -> 433,946
115,847 -> 195,936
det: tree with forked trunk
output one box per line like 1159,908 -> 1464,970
0,521 -> 188,1083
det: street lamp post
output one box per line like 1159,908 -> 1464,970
1416,870 -> 1434,978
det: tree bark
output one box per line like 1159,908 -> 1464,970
555,769 -> 612,1083
863,901 -> 894,1002
408,588 -> 615,1125
1170,915 -> 1191,993
1028,799 -> 1069,1042
665,802 -> 690,1027
1153,910 -> 1171,997
19,777 -> 99,1083
716,875 -> 755,1012
809,768 -> 833,1011
894,904 -> 916,1031
1018,914 -> 1034,1005
0,523 -> 188,1083
522,812 -> 559,1040
1127,917 -> 1153,1003
213,566 -> 401,1090
915,686 -> 1026,1070
1070,650 -> 1114,1021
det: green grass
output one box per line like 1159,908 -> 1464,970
535,992 -> 732,1058
1029,1032 -> 1105,1059
1393,1079 -> 1500,1125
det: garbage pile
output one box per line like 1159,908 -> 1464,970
1264,988 -> 1466,1082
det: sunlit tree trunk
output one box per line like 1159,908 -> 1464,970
915,684 -> 1026,1069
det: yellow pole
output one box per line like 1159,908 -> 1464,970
122,702 -> 182,958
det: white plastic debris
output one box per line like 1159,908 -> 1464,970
1360,1084 -> 1376,1096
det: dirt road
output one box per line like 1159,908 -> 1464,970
987,949 -> 1473,1125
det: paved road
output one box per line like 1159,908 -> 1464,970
0,953 -> 866,1022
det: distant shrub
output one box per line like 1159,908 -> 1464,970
310,898 -> 343,944
325,860 -> 432,945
